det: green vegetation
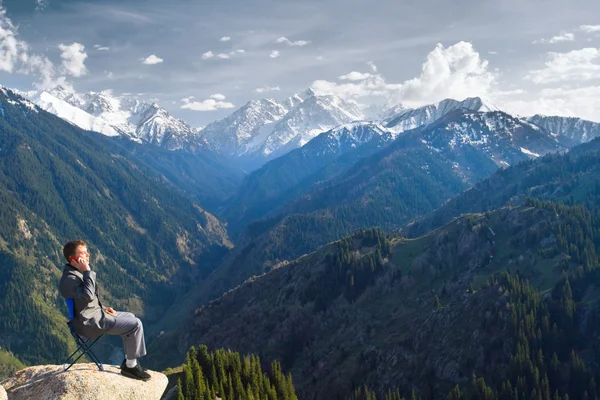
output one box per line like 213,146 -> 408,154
0,89 -> 231,365
0,347 -> 24,381
172,345 -> 297,400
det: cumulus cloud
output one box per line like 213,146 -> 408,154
312,42 -> 497,108
275,37 -> 311,47
203,49 -> 244,60
0,7 -> 71,89
255,86 -> 281,93
209,93 -> 226,101
533,32 -> 575,44
525,48 -> 600,84
58,42 -> 88,77
181,94 -> 235,111
580,25 -> 600,33
142,54 -> 164,65
270,50 -> 280,58
339,71 -> 374,81
220,36 -> 231,42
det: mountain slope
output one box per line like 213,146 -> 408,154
200,89 -> 364,168
224,103 -> 563,233
406,136 -> 600,237
27,86 -> 204,151
384,97 -> 499,133
528,114 -> 600,145
0,88 -> 232,365
155,202 -> 600,399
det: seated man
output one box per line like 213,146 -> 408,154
59,240 -> 151,380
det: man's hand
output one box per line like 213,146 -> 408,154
105,307 -> 116,317
72,257 -> 90,273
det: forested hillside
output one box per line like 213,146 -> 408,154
0,88 -> 232,365
150,199 -> 600,399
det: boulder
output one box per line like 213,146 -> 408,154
0,384 -> 7,400
2,364 -> 168,400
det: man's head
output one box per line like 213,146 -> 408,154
62,240 -> 89,264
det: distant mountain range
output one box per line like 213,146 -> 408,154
20,85 -> 600,174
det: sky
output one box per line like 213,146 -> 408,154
0,0 -> 599,126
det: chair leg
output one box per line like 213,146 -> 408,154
63,336 -> 104,372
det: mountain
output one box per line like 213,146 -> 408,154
200,88 -> 364,168
384,97 -> 499,133
0,87 -> 232,365
26,86 -> 205,150
224,105 -> 564,233
527,114 -> 600,146
224,122 -> 397,231
154,201 -> 600,399
405,136 -> 600,238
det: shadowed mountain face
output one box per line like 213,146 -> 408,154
0,88 -> 232,365
151,201 -> 600,399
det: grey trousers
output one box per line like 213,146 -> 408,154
105,311 -> 147,360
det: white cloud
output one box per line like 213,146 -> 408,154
525,48 -> 600,84
338,71 -> 374,81
142,54 -> 163,65
220,36 -> 231,42
533,32 -> 575,44
270,50 -> 280,58
580,25 -> 600,33
312,41 -> 497,108
367,61 -> 377,73
94,45 -> 110,51
58,42 -> 88,77
203,50 -> 244,60
488,51 -> 498,55
275,37 -> 311,47
316,55 -> 324,61
181,94 -> 235,112
255,86 -> 281,93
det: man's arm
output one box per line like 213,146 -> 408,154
60,271 -> 97,303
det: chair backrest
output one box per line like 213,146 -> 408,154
65,298 -> 76,321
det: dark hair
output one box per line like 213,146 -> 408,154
63,240 -> 86,261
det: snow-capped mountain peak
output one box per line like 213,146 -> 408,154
385,96 -> 501,134
200,88 -> 366,163
25,86 -> 200,149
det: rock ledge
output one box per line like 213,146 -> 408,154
1,364 -> 168,400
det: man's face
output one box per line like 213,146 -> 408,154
74,245 -> 90,264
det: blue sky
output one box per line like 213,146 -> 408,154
0,0 -> 599,125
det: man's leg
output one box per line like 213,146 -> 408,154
105,311 -> 147,361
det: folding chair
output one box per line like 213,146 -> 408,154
63,298 -> 104,371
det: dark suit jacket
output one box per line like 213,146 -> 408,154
59,264 -> 116,339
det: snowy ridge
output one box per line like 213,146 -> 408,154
200,88 -> 365,160
527,115 -> 600,145
26,86 -> 200,149
417,111 -> 562,167
385,97 -> 500,134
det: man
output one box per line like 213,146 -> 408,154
59,240 -> 151,380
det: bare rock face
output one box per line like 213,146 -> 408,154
0,384 -> 7,400
1,364 -> 168,400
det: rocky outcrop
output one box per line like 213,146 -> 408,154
1,364 -> 168,400
0,384 -> 7,400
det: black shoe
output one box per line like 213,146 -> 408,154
121,363 -> 151,381
120,359 -> 147,371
